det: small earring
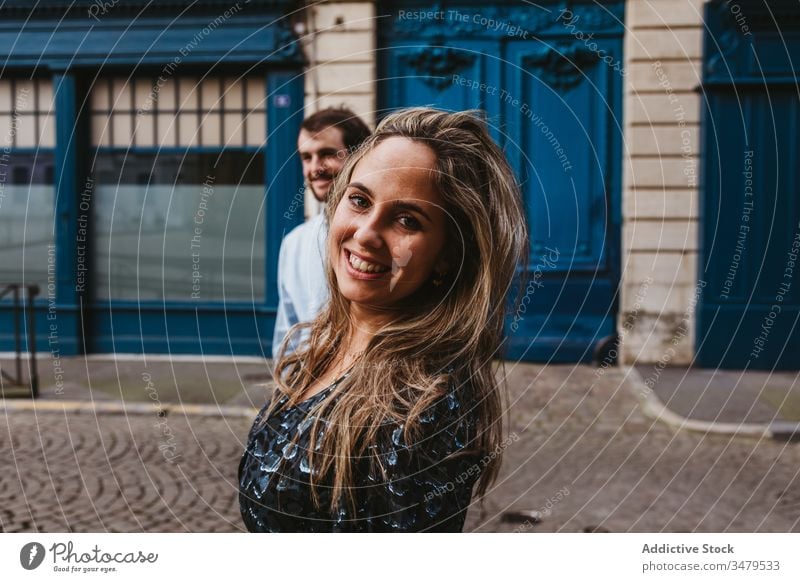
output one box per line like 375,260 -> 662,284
432,271 -> 447,287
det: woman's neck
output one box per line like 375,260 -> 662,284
345,303 -> 397,353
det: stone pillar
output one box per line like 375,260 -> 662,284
299,1 -> 376,218
620,0 -> 704,365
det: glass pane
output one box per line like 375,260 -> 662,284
111,78 -> 132,110
245,112 -> 266,146
39,114 -> 55,148
112,113 -> 132,147
91,81 -> 108,112
158,78 -> 176,112
223,113 -> 244,146
91,113 -> 110,147
134,79 -> 155,112
38,80 -> 54,113
0,153 -> 55,287
200,112 -> 221,146
0,114 -> 10,146
200,78 -> 219,110
156,113 -> 176,147
92,152 -> 265,301
0,80 -> 11,111
178,112 -> 199,146
246,78 -> 264,109
178,78 -> 199,110
15,115 -> 36,147
134,113 -> 155,147
15,81 -> 34,112
224,78 -> 244,109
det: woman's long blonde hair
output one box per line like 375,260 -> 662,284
270,107 -> 528,512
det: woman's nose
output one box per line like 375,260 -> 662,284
352,214 -> 384,249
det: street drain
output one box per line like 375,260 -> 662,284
583,524 -> 612,532
501,509 -> 542,524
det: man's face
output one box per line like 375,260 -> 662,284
298,126 -> 347,202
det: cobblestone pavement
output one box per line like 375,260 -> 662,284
1,363 -> 799,533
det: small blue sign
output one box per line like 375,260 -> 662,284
273,94 -> 291,108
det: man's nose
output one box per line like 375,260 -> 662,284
309,156 -> 325,175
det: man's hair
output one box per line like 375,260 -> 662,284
300,107 -> 371,153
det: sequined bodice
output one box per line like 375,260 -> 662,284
238,372 -> 482,532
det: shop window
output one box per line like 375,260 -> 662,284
89,76 -> 267,302
0,78 -> 55,287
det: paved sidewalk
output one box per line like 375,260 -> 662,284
1,357 -> 798,532
0,354 -> 273,408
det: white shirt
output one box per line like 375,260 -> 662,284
272,213 -> 329,360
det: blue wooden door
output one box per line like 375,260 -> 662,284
379,1 -> 624,362
698,1 -> 800,370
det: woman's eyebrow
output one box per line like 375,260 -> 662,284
347,181 -> 372,196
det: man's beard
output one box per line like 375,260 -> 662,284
309,174 -> 334,200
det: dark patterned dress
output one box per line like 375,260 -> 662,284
238,369 -> 483,532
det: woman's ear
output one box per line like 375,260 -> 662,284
434,256 -> 450,276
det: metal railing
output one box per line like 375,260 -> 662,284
0,283 -> 39,398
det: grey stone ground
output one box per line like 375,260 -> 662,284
1,359 -> 799,532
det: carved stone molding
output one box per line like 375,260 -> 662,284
704,0 -> 800,79
385,1 -> 624,39
400,46 -> 477,90
522,43 -> 599,92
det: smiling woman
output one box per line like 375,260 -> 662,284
239,107 -> 528,532
332,136 -> 448,306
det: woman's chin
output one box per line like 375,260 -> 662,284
341,292 -> 385,310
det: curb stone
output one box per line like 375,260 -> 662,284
624,365 -> 800,442
0,399 -> 258,418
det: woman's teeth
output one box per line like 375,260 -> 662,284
348,252 -> 389,274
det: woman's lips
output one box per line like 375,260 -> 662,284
343,249 -> 390,280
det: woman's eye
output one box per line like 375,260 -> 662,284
348,194 -> 369,208
398,215 -> 421,230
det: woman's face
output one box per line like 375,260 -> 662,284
329,136 -> 449,313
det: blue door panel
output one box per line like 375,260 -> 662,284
504,40 -> 615,272
699,0 -> 800,370
698,89 -> 800,369
379,39 -> 504,142
379,1 -> 624,363
505,278 -> 616,362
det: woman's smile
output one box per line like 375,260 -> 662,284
343,248 -> 391,279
